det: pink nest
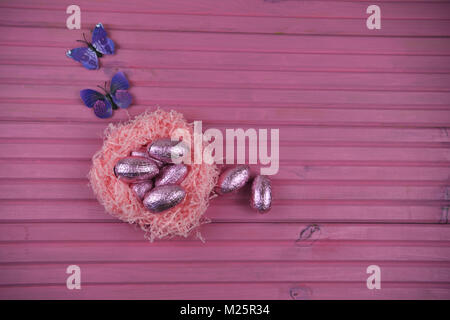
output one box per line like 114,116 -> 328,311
88,109 -> 219,241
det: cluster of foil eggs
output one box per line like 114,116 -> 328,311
114,138 -> 190,213
214,165 -> 272,213
114,138 -> 272,214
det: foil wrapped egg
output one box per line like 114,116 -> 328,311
214,165 -> 250,195
250,175 -> 272,213
143,185 -> 186,213
131,180 -> 154,200
148,138 -> 190,163
155,164 -> 189,187
114,156 -> 159,183
130,148 -> 164,167
130,148 -> 149,158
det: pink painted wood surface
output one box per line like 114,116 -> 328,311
0,0 -> 449,300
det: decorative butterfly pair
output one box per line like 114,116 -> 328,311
67,23 -> 132,118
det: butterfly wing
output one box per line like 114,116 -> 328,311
80,89 -> 105,108
112,90 -> 132,109
66,47 -> 99,70
93,99 -> 113,119
110,71 -> 130,95
80,89 -> 113,118
91,23 -> 115,55
109,72 -> 131,108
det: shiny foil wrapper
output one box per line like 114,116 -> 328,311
148,138 -> 190,163
215,165 -> 250,195
143,185 -> 186,213
130,148 -> 149,158
155,164 -> 188,187
130,148 -> 164,167
114,156 -> 160,183
250,175 -> 272,213
148,156 -> 165,168
131,180 -> 154,200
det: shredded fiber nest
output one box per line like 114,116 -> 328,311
88,108 -> 219,241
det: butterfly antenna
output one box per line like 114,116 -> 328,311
76,33 -> 89,45
97,85 -> 107,94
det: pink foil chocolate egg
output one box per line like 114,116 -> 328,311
149,157 -> 165,168
113,156 -> 159,183
131,180 -> 154,200
130,148 -> 149,158
250,175 -> 272,213
214,165 -> 250,195
148,138 -> 190,163
155,164 -> 189,187
130,148 -> 164,167
143,185 -> 186,213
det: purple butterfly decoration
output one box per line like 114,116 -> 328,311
66,23 -> 115,70
80,71 -> 132,119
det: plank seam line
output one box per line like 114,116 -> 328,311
2,4 -> 450,21
1,281 -> 449,288
3,64 -> 450,75
2,43 -> 450,57
3,23 -> 450,37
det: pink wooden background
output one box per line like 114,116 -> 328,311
0,0 -> 449,299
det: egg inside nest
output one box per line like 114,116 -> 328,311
88,108 -> 219,241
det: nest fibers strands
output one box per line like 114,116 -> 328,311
88,109 -> 219,241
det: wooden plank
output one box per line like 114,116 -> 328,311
3,65 -> 450,92
2,0 -> 450,20
2,26 -> 450,55
1,160 -> 448,181
1,141 -> 448,162
0,180 -> 446,201
0,282 -> 449,300
1,104 -> 449,126
0,200 -> 446,223
2,46 -> 450,74
2,241 -> 449,263
2,85 -> 450,108
1,262 -> 449,286
1,122 -> 449,142
1,223 -> 449,242
2,7 -> 450,37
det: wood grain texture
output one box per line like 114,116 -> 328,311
0,0 -> 449,300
